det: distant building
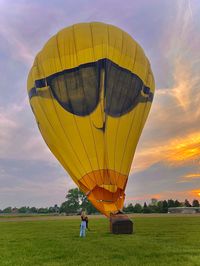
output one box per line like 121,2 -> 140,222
168,207 -> 200,214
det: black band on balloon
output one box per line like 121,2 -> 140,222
28,58 -> 154,117
28,87 -> 37,99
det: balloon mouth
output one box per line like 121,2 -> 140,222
77,170 -> 127,217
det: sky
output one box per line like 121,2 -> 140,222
0,0 -> 200,208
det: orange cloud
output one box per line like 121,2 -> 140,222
166,132 -> 200,166
157,190 -> 200,202
177,173 -> 200,183
132,132 -> 200,173
182,173 -> 200,179
188,189 -> 200,199
126,190 -> 200,204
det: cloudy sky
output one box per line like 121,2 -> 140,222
0,0 -> 200,208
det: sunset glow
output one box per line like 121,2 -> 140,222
132,132 -> 200,173
188,189 -> 200,199
166,133 -> 200,165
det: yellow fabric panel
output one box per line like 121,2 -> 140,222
104,203 -> 118,213
106,110 -> 138,175
73,23 -> 93,51
29,61 -> 41,85
42,97 -> 100,178
33,87 -> 106,181
107,24 -> 123,61
30,83 -> 90,181
90,99 -> 104,130
123,103 -> 152,174
87,119 -> 105,170
70,116 -> 100,170
27,22 -> 154,91
38,37 -> 62,77
90,22 -> 109,59
146,71 -> 155,92
104,117 -> 118,171
30,95 -> 85,182
100,184 -> 118,193
133,44 -> 148,82
104,102 -> 144,175
57,26 -> 76,69
27,69 -> 34,90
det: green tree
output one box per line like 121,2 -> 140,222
133,203 -> 142,213
60,188 -> 81,214
151,198 -> 158,206
18,206 -> 28,213
184,199 -> 191,207
192,199 -> 199,207
157,200 -> 168,213
3,207 -> 12,213
48,205 -> 59,213
167,199 -> 175,208
60,188 -> 98,214
38,208 -> 48,213
162,200 -> 168,213
30,207 -> 37,213
48,206 -> 55,213
124,203 -> 134,213
148,204 -> 158,213
174,200 -> 181,207
54,204 -> 60,213
143,202 -> 150,213
157,201 -> 163,213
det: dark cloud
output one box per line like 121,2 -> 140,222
0,158 -> 73,208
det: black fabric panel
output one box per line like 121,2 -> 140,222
48,63 -> 100,116
31,59 -> 154,116
143,86 -> 150,95
35,79 -> 46,88
105,60 -> 143,117
29,87 -> 37,99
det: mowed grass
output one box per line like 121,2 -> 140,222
0,215 -> 200,266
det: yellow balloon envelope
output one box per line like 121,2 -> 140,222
27,22 -> 155,217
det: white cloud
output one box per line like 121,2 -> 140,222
0,101 -> 54,162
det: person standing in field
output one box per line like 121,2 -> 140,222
85,216 -> 90,230
80,211 -> 87,237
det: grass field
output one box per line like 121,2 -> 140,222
0,215 -> 200,266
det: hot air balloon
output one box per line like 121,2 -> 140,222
27,22 -> 155,218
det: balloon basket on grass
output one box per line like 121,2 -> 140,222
110,213 -> 133,234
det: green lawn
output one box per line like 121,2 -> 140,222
0,215 -> 200,266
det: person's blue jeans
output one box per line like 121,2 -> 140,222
80,221 -> 86,237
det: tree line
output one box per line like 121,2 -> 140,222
1,188 -> 199,214
0,189 -> 97,215
123,198 -> 200,213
